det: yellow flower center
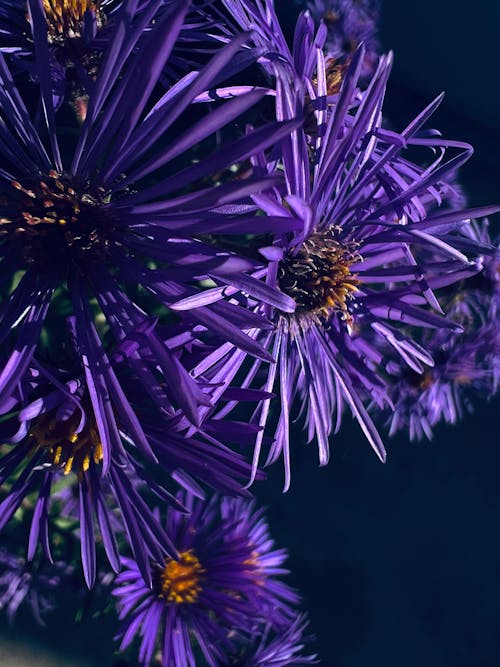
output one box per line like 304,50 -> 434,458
159,550 -> 205,605
29,406 -> 103,476
41,0 -> 101,42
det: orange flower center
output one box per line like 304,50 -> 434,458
159,550 -> 205,605
41,0 -> 101,42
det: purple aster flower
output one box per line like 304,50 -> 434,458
218,614 -> 318,667
0,545 -> 73,625
112,493 -> 301,667
177,11 -> 497,489
0,365 -> 175,589
0,1 -> 298,468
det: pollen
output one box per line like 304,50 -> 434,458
311,58 -> 347,96
278,230 -> 360,324
324,58 -> 348,96
158,550 -> 205,605
29,407 -> 103,476
2,173 -> 110,267
42,0 -> 101,42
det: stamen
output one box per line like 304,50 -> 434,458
64,455 -> 75,475
42,0 -> 102,42
2,173 -> 111,267
278,230 -> 360,326
29,408 -> 103,476
157,550 -> 205,605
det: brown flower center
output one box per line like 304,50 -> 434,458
278,230 -> 360,322
316,58 -> 348,96
1,172 -> 111,267
29,406 -> 103,475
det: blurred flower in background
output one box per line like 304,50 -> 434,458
385,220 -> 500,439
0,545 -> 74,625
305,0 -> 380,77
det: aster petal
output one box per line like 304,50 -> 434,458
103,87 -> 267,185
0,292 -> 53,408
89,467 -> 120,573
26,0 -> 62,170
103,30 -> 255,184
79,474 -> 96,588
308,328 -> 385,461
0,52 -> 51,171
72,0 -> 166,172
27,471 -> 53,563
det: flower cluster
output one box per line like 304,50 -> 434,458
0,0 -> 497,664
385,221 -> 499,439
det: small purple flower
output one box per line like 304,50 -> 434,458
0,546 -> 73,625
218,614 -> 318,667
112,493 -> 301,667
386,307 -> 498,440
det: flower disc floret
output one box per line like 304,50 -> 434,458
42,0 -> 103,43
3,172 -> 111,267
156,549 -> 205,605
278,230 -> 360,323
29,404 -> 103,476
